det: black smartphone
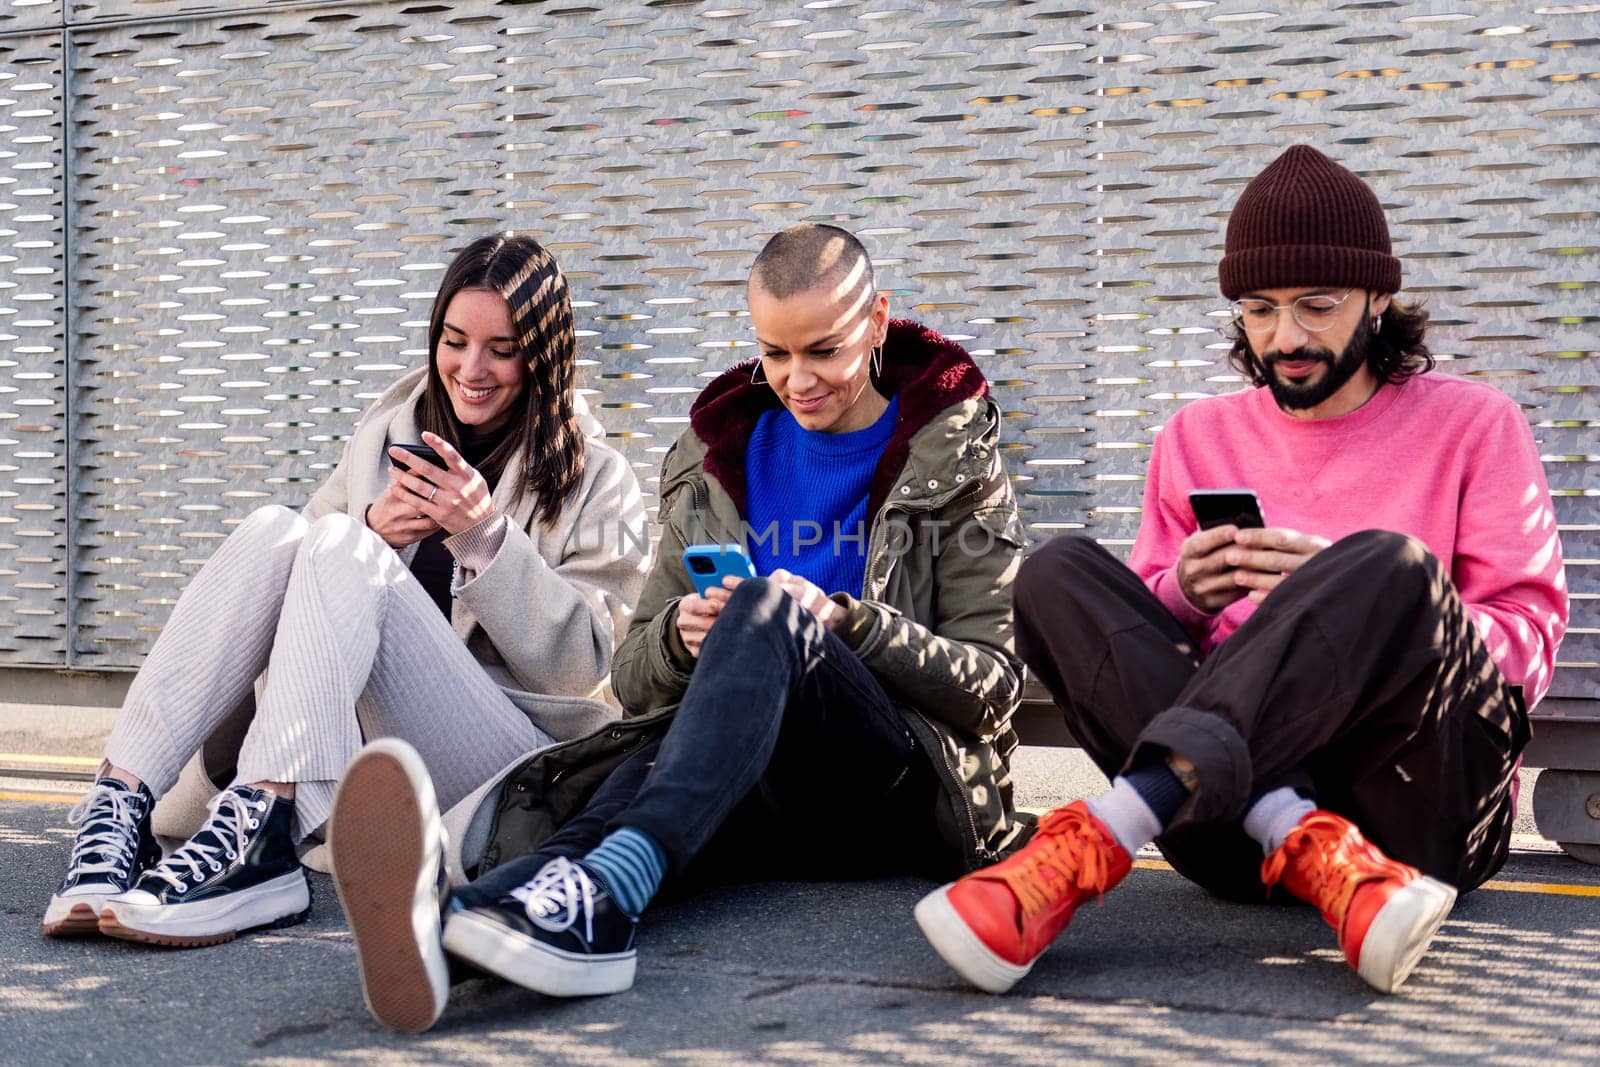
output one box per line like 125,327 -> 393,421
1189,488 -> 1265,531
393,442 -> 445,469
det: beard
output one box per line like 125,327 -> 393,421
1260,312 -> 1372,411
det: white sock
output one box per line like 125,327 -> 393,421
1086,777 -> 1163,856
1242,787 -> 1316,855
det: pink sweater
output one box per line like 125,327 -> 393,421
1129,374 -> 1569,707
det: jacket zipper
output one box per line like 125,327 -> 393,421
865,474 -> 989,862
910,706 -> 984,865
673,441 -> 991,860
692,478 -> 709,524
862,475 -> 984,598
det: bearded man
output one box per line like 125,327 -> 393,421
916,144 -> 1569,996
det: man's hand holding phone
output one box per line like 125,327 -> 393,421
1177,525 -> 1329,612
1224,527 -> 1331,602
1179,490 -> 1329,612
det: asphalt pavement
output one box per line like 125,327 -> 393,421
3,748 -> 1599,1065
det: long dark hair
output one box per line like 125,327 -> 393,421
417,235 -> 585,525
1226,295 -> 1435,386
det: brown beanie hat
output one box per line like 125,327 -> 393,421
1218,145 -> 1401,299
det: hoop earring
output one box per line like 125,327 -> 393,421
870,345 -> 883,378
750,358 -> 768,386
1372,314 -> 1383,333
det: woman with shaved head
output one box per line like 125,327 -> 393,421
328,223 -> 1027,1027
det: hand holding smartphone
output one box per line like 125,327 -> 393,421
1189,488 -> 1264,532
392,442 -> 445,470
682,543 -> 757,596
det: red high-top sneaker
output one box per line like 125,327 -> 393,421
1263,810 -> 1456,993
914,800 -> 1132,993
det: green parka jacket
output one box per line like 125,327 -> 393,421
474,320 -> 1029,878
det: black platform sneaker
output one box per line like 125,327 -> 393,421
43,777 -> 162,937
443,856 -> 637,997
329,739 -> 452,1033
99,784 -> 311,947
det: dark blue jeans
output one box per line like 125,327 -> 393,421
461,578 -> 950,906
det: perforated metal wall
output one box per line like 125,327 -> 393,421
0,0 -> 57,35
3,0 -> 1597,695
0,30 -> 65,664
66,5 -> 513,663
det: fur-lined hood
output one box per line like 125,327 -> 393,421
673,318 -> 994,518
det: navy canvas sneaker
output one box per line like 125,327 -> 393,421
329,739 -> 452,1033
443,856 -> 638,997
43,777 -> 162,937
99,784 -> 311,947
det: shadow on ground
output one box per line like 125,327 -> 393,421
5,791 -> 1599,1065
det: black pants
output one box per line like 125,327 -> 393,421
1015,530 -> 1529,902
461,578 -> 951,907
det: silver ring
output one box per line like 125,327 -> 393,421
428,486 -> 438,502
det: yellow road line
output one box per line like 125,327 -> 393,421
1132,856 -> 1600,897
0,753 -> 99,767
3,795 -> 1599,895
1479,878 -> 1600,897
0,789 -> 79,804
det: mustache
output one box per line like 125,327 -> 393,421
1263,346 -> 1335,368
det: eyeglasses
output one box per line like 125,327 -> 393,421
1229,290 -> 1355,334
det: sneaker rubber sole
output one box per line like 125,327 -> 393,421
913,884 -> 1031,995
98,870 -> 311,948
1354,874 -> 1457,994
442,909 -> 636,998
43,895 -> 109,938
329,739 -> 451,1033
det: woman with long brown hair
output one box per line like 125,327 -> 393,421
42,235 -> 649,948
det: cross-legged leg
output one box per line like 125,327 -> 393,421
444,577 -> 943,997
1011,534 -> 1270,901
233,512 -> 553,839
918,530 -> 1526,995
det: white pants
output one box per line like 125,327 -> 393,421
106,505 -> 555,840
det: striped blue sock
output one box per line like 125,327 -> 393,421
581,827 -> 666,918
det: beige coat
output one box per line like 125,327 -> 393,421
305,368 -> 652,727
154,370 -> 650,845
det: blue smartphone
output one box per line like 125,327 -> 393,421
682,543 -> 757,596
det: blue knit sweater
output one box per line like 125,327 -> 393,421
744,395 -> 899,596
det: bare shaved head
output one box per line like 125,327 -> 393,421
749,223 -> 876,308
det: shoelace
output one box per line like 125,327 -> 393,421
146,790 -> 269,893
1000,805 -> 1117,919
509,857 -> 596,943
65,784 -> 144,880
1260,814 -> 1408,926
